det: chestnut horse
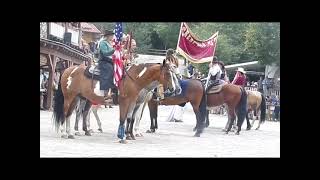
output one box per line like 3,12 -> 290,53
116,59 -> 180,143
245,90 -> 266,130
205,83 -> 248,135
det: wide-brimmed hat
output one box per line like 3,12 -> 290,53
103,29 -> 114,36
236,67 -> 246,74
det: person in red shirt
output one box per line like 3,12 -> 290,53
232,67 -> 247,87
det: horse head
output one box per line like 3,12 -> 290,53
160,58 -> 182,96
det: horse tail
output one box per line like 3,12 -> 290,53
52,74 -> 65,132
260,93 -> 266,123
199,82 -> 207,128
236,87 -> 248,126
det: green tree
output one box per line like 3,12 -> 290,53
244,23 -> 280,66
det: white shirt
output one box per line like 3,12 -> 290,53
208,64 -> 222,79
205,64 -> 222,88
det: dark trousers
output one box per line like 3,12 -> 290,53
98,59 -> 114,91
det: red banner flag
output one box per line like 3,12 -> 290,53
176,22 -> 218,63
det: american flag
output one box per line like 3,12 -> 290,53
113,22 -> 124,88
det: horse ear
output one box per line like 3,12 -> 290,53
162,59 -> 166,66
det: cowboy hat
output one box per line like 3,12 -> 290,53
236,67 -> 246,74
103,29 -> 114,36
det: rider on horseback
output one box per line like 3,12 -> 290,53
205,56 -> 226,91
98,30 -> 115,100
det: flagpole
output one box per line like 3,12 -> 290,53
213,31 -> 219,58
176,22 -> 183,51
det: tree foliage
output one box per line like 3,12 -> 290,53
93,22 -> 280,71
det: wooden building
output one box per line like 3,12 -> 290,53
40,22 -> 91,110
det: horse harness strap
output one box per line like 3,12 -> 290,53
123,66 -> 136,82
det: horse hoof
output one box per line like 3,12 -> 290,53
75,132 -> 81,136
119,139 -> 127,144
85,131 -> 92,136
126,136 -> 133,140
194,133 -> 201,137
135,134 -> 140,137
68,135 -> 75,139
61,134 -> 68,139
255,128 -> 259,130
131,136 -> 136,140
246,127 -> 251,130
146,130 -> 152,133
98,128 -> 103,133
235,132 -> 240,135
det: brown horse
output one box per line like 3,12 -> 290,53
52,63 -> 109,139
245,90 -> 266,130
116,59 -> 180,143
205,83 -> 248,135
131,78 -> 207,137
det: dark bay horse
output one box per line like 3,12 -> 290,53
116,59 -> 180,143
52,63 -> 110,139
132,78 -> 207,137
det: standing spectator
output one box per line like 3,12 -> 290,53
40,69 -> 46,110
273,97 -> 280,121
262,77 -> 268,96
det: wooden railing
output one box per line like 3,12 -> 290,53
136,48 -> 167,56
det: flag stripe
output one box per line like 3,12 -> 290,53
113,22 -> 124,88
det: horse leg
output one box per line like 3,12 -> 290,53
82,100 -> 92,136
255,110 -> 262,130
223,105 -> 230,131
86,108 -> 93,133
154,116 -> 158,132
226,108 -> 236,134
62,96 -> 79,139
92,106 -> 102,132
192,102 -> 205,137
129,117 -> 136,140
60,122 -> 68,139
205,110 -> 210,128
74,103 -> 81,136
74,99 -> 84,136
134,108 -> 143,136
125,118 -> 132,140
251,115 -> 256,128
246,111 -> 252,130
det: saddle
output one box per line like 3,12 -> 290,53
84,63 -> 100,80
206,79 -> 227,94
